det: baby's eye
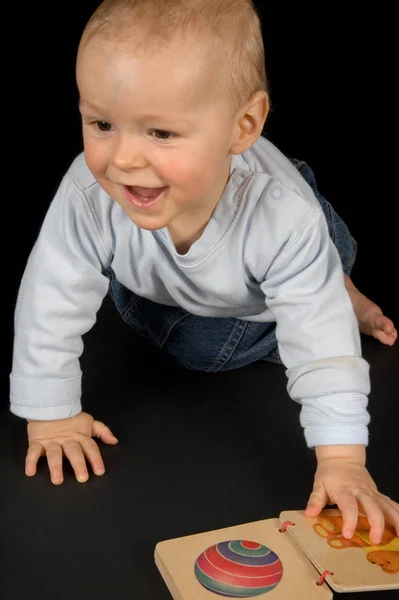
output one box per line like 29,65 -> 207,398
95,121 -> 112,132
151,129 -> 174,140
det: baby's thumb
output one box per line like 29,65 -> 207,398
92,420 -> 119,445
305,485 -> 328,517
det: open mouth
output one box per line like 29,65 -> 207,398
123,185 -> 168,209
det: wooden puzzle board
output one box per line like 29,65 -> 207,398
155,517 -> 332,599
280,510 -> 399,593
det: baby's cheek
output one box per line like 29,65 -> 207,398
84,143 -> 107,175
161,154 -> 194,179
165,157 -> 214,190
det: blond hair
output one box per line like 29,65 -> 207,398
80,0 -> 268,113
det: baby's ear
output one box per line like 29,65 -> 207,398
230,91 -> 269,154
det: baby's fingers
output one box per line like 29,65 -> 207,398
335,489 -> 359,539
62,439 -> 89,483
25,441 -> 45,477
46,442 -> 64,485
379,495 -> 399,537
305,484 -> 328,516
357,491 -> 385,544
92,419 -> 118,445
80,437 -> 105,477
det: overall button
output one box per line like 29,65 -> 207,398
269,186 -> 284,199
232,173 -> 245,187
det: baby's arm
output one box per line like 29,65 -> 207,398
305,445 -> 399,544
258,204 -> 398,541
10,170 -> 114,482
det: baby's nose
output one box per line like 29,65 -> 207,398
112,136 -> 148,171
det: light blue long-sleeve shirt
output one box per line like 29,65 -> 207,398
9,136 -> 370,447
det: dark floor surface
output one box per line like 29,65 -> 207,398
1,296 -> 398,600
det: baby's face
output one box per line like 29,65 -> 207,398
77,35 -> 239,236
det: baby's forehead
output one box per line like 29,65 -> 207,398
77,25 -> 237,114
80,31 -> 224,85
83,21 -> 219,58
77,32 -> 232,115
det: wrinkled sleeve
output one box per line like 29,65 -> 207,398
9,176 -> 111,420
261,208 -> 371,447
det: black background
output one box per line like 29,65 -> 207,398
1,3 -> 398,600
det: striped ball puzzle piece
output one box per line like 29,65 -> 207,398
194,539 -> 283,597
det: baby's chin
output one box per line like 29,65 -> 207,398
123,206 -> 174,232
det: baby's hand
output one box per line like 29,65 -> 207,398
25,412 -> 118,485
305,445 -> 399,545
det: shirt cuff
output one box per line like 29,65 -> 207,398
304,424 -> 369,448
299,392 -> 370,448
9,373 -> 82,421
